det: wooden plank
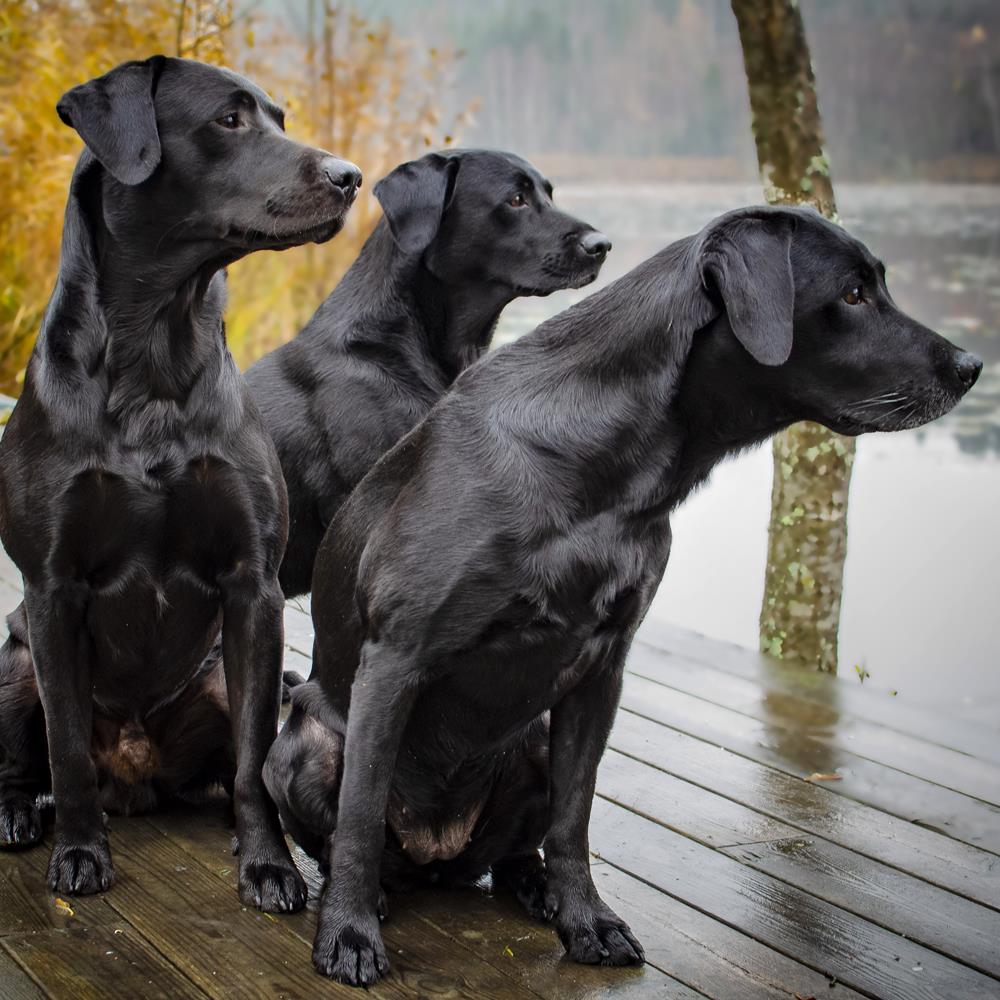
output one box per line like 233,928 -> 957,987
103,817 -> 372,1000
146,805 -> 550,1000
408,883 -> 703,999
627,642 -> 1000,803
283,646 -> 313,681
152,802 -> 863,1000
619,673 -> 1000,854
721,837 -> 1000,980
0,949 -> 46,1000
2,924 -> 209,1000
637,622 -> 1000,756
608,707 -> 1000,909
590,797 -> 1000,1000
598,748 -> 788,847
598,749 -> 1000,979
283,604 -> 314,658
592,863 -> 868,1000
0,839 -> 127,937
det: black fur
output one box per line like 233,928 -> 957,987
246,149 -> 610,597
0,56 -> 360,912
264,206 -> 981,985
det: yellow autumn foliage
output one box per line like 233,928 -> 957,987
0,0 -> 470,392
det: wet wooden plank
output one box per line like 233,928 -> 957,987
598,750 -> 1000,978
0,949 -> 47,1000
627,641 -> 1000,803
598,748 -> 788,847
103,817 -> 372,1000
2,923 -> 209,1000
283,646 -> 313,681
608,707 -> 1000,909
151,802 -> 854,1000
0,838 -> 127,937
637,622 -> 1000,757
619,673 -> 1000,854
408,883 -> 702,999
146,805 -> 552,1000
283,604 -> 314,658
721,837 -> 1000,979
592,863 -> 868,1000
590,797 -> 1000,1000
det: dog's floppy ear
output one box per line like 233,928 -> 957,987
374,153 -> 460,255
701,212 -> 795,366
57,56 -> 166,186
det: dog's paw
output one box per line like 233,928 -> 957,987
47,837 -> 115,895
545,885 -> 644,967
494,855 -> 547,921
0,794 -> 42,848
312,905 -> 389,986
239,855 -> 308,913
557,905 -> 644,966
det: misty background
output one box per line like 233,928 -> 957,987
247,0 -> 1000,718
276,0 -> 1000,182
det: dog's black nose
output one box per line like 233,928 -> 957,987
322,158 -> 362,199
579,231 -> 612,257
954,350 -> 983,390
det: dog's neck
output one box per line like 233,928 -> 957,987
316,220 -> 509,384
493,237 -> 794,523
411,259 -> 510,380
37,158 -> 239,438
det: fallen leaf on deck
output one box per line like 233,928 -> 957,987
503,946 -> 514,958
53,897 -> 74,916
804,772 -> 842,783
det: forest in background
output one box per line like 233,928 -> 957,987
2,0 -> 998,393
0,0 -> 471,393
351,0 -> 1000,181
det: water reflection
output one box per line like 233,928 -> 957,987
495,183 -> 1000,715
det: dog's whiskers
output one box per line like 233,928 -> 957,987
846,389 -> 908,408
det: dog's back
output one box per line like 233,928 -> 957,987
245,149 -> 610,599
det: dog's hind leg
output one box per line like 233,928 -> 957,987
483,717 -> 551,920
263,681 -> 344,870
0,603 -> 48,847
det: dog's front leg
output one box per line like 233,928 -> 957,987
543,644 -> 645,967
23,584 -> 114,893
221,580 -> 307,913
312,639 -> 418,987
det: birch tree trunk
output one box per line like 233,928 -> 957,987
731,0 -> 853,672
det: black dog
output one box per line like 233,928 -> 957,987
0,151 -> 605,825
264,206 -> 981,984
0,56 -> 360,909
246,149 -> 610,598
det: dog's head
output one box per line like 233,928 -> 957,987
688,206 -> 981,434
373,149 -> 610,295
56,57 -> 361,255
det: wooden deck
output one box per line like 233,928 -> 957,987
1,550 -> 998,999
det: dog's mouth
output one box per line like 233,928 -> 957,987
236,212 -> 349,251
516,255 -> 603,297
830,383 -> 965,435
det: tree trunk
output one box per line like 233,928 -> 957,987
731,0 -> 854,672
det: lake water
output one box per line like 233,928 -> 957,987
494,183 -> 1000,723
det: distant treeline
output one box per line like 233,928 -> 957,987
351,0 -> 1000,180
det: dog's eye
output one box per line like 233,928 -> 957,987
216,113 -> 241,130
508,193 -> 527,208
843,286 -> 864,306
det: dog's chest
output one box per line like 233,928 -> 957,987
41,453 -> 269,698
48,454 -> 263,582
